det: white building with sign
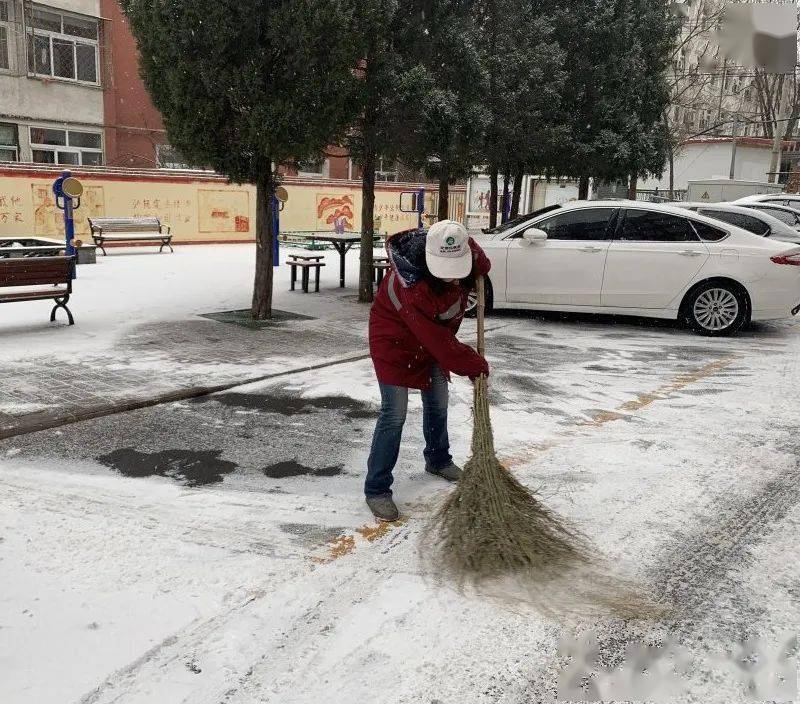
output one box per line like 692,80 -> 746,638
638,137 -> 797,194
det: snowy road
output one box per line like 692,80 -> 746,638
3,259 -> 800,701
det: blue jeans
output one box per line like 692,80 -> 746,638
365,365 -> 452,497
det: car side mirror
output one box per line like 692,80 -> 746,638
521,227 -> 547,246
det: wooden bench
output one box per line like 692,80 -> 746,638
287,255 -> 325,293
88,217 -> 173,255
373,258 -> 390,285
0,256 -> 75,325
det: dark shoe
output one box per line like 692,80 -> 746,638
365,494 -> 400,522
425,461 -> 462,482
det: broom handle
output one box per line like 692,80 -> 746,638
476,274 -> 485,358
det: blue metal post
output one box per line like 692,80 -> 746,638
271,194 -> 280,267
53,170 -> 77,279
417,187 -> 425,229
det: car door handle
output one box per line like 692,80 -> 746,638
679,250 -> 703,257
579,246 -> 603,253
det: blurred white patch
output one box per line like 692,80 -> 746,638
556,631 -> 798,702
717,3 -> 798,73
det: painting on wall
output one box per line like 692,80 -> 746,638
131,193 -> 194,228
32,183 -> 105,237
198,189 -> 250,233
316,194 -> 355,231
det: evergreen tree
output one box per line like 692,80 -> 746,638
122,0 -> 359,318
348,0 -> 415,304
400,0 -> 488,222
474,0 -> 565,227
555,0 -> 678,198
349,0 -> 484,302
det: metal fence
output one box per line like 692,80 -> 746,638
635,189 -> 687,203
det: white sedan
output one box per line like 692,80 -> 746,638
470,201 -> 800,336
675,202 -> 800,244
734,193 -> 800,212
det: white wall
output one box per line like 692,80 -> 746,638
0,76 -> 104,126
43,0 -> 99,15
639,143 -> 773,192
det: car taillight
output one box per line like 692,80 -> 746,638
770,253 -> 800,266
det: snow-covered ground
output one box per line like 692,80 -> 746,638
0,243 -> 379,360
2,245 -> 800,703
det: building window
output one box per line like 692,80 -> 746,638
296,157 -> 329,178
0,122 -> 18,161
0,26 -> 8,71
375,158 -> 399,182
0,0 -> 10,71
30,126 -> 102,165
26,5 -> 99,84
156,144 -> 194,169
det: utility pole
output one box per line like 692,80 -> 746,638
728,115 -> 739,179
769,73 -> 791,183
716,59 -> 728,131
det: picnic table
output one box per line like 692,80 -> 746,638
293,231 -> 381,288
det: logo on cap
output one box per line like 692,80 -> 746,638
445,236 -> 455,246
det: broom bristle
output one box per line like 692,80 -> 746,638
425,377 -> 667,619
428,376 -> 589,582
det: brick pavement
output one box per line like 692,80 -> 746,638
1,307 -> 371,438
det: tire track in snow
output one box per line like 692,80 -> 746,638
81,521 -> 422,704
512,448 -> 800,702
652,455 -> 800,636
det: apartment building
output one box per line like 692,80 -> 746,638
670,0 -> 769,140
1,0 -> 423,181
0,0 -> 105,164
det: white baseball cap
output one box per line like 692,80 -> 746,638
425,220 -> 472,280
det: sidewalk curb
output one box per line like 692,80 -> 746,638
0,351 -> 371,441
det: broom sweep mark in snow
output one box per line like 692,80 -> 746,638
96,448 -> 237,487
501,355 -> 738,469
309,354 -> 738,592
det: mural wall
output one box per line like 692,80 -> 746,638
0,167 -> 466,242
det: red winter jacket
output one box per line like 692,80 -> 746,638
369,229 -> 491,389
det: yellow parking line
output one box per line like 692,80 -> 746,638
502,355 -> 737,468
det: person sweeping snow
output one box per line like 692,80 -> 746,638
365,220 -> 490,522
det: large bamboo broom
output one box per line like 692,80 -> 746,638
427,275 -> 590,588
426,277 -> 663,618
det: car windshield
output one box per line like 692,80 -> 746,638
482,204 -> 562,234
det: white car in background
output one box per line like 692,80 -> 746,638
674,202 -> 800,244
471,201 -> 800,336
734,193 -> 800,212
735,201 -> 800,231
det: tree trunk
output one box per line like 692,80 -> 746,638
359,132 -> 377,303
769,74 -> 791,183
358,41 -> 381,304
578,175 -> 590,200
668,142 -> 675,200
626,171 -> 637,200
437,165 -> 449,221
488,162 -> 498,229
510,164 -> 524,218
500,165 -> 511,224
251,172 -> 275,319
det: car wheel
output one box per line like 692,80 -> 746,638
684,282 -> 748,336
465,277 -> 493,318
